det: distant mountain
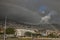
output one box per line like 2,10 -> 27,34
0,20 -> 60,31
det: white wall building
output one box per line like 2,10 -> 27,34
15,29 -> 35,37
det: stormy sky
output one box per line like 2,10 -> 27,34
0,0 -> 60,25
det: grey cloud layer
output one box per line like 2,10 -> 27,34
0,0 -> 60,25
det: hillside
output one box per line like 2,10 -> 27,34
0,20 -> 60,31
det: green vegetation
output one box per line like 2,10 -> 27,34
24,32 -> 41,37
24,32 -> 33,37
25,32 -> 60,38
6,28 -> 15,34
47,33 -> 59,38
18,37 -> 31,40
0,32 -> 3,34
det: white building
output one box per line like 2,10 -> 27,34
15,29 -> 35,37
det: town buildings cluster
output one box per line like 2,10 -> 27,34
0,21 -> 60,38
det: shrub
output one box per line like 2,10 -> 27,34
6,28 -> 15,34
47,33 -> 59,38
24,32 -> 32,37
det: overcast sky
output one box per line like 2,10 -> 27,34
0,0 -> 60,25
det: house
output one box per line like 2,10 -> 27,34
15,29 -> 35,37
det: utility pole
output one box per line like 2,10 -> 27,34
4,16 -> 7,40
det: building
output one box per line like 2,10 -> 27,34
15,29 -> 35,37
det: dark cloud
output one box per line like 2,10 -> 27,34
0,0 -> 60,25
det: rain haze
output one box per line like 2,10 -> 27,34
0,0 -> 60,25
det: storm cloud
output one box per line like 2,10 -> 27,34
0,0 -> 60,25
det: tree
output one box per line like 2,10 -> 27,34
24,32 -> 32,37
24,32 -> 41,37
6,28 -> 15,34
47,33 -> 59,38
